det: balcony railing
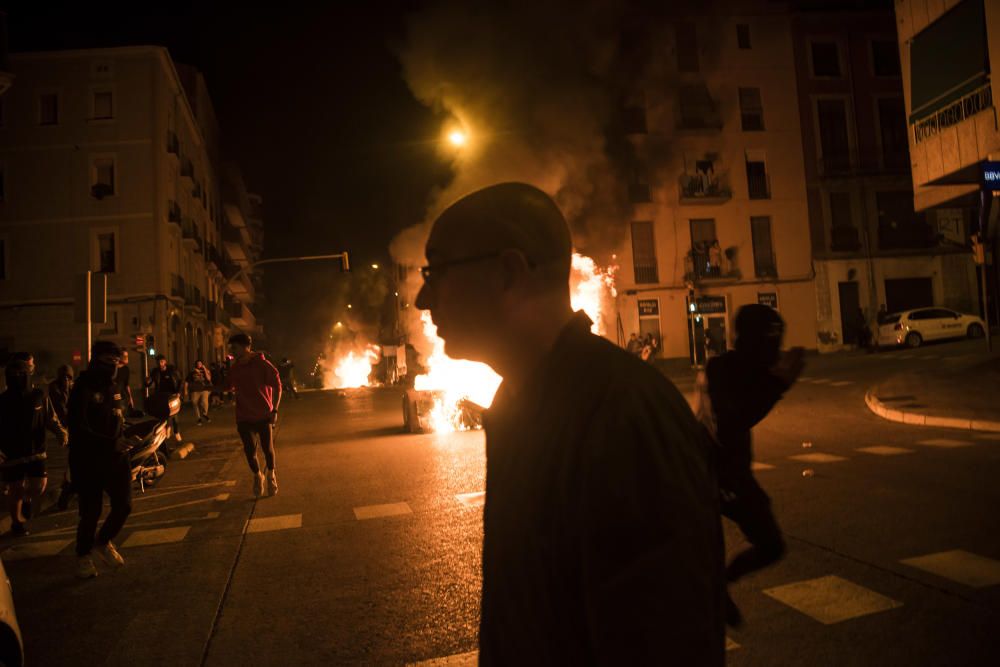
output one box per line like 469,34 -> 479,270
171,274 -> 186,299
632,262 -> 659,284
166,131 -> 179,155
912,83 -> 993,145
830,225 -> 862,252
181,218 -> 203,252
180,157 -> 194,180
679,173 -> 732,204
167,200 -> 181,225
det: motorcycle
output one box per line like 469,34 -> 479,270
124,393 -> 181,493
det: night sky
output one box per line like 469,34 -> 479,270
7,2 -> 454,363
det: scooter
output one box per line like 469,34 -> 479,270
124,393 -> 181,493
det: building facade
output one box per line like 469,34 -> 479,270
895,0 -> 999,326
0,46 -> 262,381
616,4 -> 817,363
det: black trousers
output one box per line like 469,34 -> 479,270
71,453 -> 133,557
720,474 -> 786,582
237,419 -> 275,473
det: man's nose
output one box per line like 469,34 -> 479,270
415,281 -> 432,310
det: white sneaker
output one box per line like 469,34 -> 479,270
266,470 -> 278,497
95,541 -> 125,568
77,556 -> 99,579
253,471 -> 265,498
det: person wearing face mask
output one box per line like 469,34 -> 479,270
67,341 -> 133,579
0,359 -> 68,536
49,366 -> 77,510
701,304 -> 805,627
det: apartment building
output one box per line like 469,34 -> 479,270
0,46 -> 262,379
616,4 -> 817,363
895,0 -> 999,325
791,2 -> 978,352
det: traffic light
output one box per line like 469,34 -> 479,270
145,334 -> 156,356
134,334 -> 145,353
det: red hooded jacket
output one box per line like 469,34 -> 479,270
226,353 -> 282,423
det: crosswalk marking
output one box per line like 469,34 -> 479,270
122,526 -> 191,548
407,650 -> 478,666
829,381 -> 853,387
354,502 -> 413,520
456,492 -> 485,507
1,538 -> 74,561
808,378 -> 831,384
857,446 -> 914,456
789,453 -> 847,464
752,462 -> 776,471
764,575 -> 902,625
215,493 -> 231,501
915,439 -> 973,448
900,550 -> 1000,588
247,513 -> 302,534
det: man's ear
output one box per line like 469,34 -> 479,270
497,249 -> 532,291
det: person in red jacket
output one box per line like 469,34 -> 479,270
226,333 -> 282,497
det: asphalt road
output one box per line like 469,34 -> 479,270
3,337 -> 999,666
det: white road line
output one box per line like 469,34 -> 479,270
354,502 -> 413,520
246,513 -> 302,534
752,462 -> 776,471
915,439 -> 973,448
407,651 -> 478,666
900,550 -> 1000,588
122,526 -> 191,548
808,378 -> 832,384
763,575 -> 902,625
456,492 -> 485,507
131,480 -> 238,503
216,493 -> 231,501
1,538 -> 74,561
789,453 -> 848,464
857,446 -> 915,456
33,512 -> 221,537
829,381 -> 853,387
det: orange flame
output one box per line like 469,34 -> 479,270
327,344 -> 380,389
414,252 -> 615,431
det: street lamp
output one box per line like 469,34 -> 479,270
447,130 -> 467,148
371,263 -> 380,270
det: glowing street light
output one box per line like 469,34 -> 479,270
371,263 -> 380,270
347,304 -> 352,309
335,321 -> 343,328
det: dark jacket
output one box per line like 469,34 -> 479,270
147,365 -> 181,395
48,379 -> 71,425
705,351 -> 789,484
67,367 -> 126,459
479,312 -> 725,666
0,388 -> 66,462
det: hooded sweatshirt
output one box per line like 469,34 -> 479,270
226,353 -> 282,423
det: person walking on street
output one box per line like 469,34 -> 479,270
226,334 -> 282,498
0,359 -> 68,536
117,350 -> 135,414
184,360 -> 213,425
67,341 -> 134,578
49,366 -> 77,510
277,358 -> 299,400
414,183 -> 725,665
698,304 -> 805,627
146,355 -> 182,442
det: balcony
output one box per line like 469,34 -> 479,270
684,245 -> 740,283
192,180 -> 203,200
184,285 -> 204,312
632,262 -> 659,284
206,244 -> 222,273
181,218 -> 203,253
167,200 -> 182,226
878,222 -> 939,251
679,172 -> 732,205
830,225 -> 862,252
180,157 -> 194,180
170,274 -> 186,299
166,131 -> 180,156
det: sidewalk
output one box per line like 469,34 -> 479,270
865,348 -> 1000,432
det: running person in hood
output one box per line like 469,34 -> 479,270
226,334 -> 282,498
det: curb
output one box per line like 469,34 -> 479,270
865,390 -> 1000,432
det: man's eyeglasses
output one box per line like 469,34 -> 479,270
419,251 -> 503,282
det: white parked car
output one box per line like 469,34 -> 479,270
876,307 -> 987,349
0,559 -> 23,666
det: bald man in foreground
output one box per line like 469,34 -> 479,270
415,183 -> 725,665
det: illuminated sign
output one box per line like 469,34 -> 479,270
758,292 -> 779,310
982,161 -> 1000,191
638,299 -> 660,317
693,296 -> 727,315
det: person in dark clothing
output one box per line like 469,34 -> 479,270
49,366 -> 77,511
67,341 -> 134,579
701,304 -> 804,626
625,333 -> 641,356
117,350 -> 135,413
277,358 -> 299,399
184,360 -> 213,424
414,182 -> 725,665
855,307 -> 871,350
146,355 -> 182,442
0,360 -> 68,536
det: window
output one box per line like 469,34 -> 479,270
39,93 -> 59,125
877,97 -> 908,169
810,41 -> 841,77
745,151 -> 769,199
737,24 -> 751,50
91,156 -> 116,198
689,219 -> 718,278
678,84 -> 720,129
751,216 -> 776,277
871,40 -> 901,77
675,22 -> 699,73
92,90 -> 114,120
816,99 -> 851,172
738,87 -> 764,131
97,232 -> 116,273
630,221 -> 659,284
830,192 -> 852,228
